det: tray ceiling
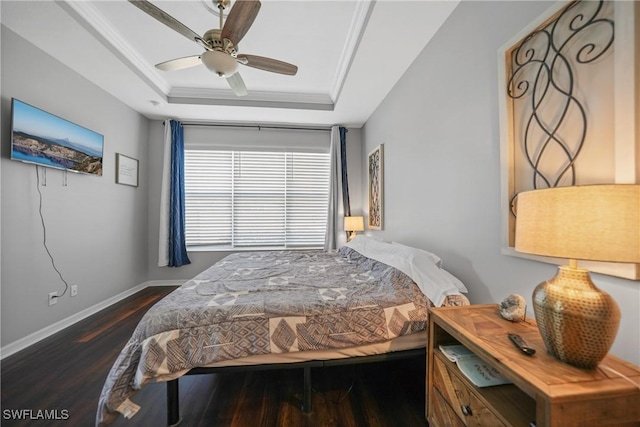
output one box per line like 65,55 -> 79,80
1,0 -> 460,127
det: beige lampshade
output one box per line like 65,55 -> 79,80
515,184 -> 640,263
344,216 -> 365,232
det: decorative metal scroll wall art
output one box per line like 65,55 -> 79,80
499,1 -> 640,279
503,0 -> 617,244
368,144 -> 383,230
507,0 -> 613,215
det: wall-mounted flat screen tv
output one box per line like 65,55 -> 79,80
10,98 -> 104,176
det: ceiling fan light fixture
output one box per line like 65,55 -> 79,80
132,0 -> 297,96
201,50 -> 238,77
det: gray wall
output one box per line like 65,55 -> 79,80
1,26 -> 150,346
361,1 -> 640,364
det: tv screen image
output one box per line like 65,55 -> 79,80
10,99 -> 104,176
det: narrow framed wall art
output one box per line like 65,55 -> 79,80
368,144 -> 384,230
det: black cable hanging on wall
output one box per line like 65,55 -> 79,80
36,166 -> 70,299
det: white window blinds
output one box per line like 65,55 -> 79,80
184,149 -> 330,249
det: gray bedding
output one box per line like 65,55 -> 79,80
96,247 -> 467,425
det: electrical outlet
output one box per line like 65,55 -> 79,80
48,292 -> 58,306
70,285 -> 78,297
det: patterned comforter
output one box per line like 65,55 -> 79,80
96,247 -> 467,425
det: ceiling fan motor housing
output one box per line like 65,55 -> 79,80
202,29 -> 239,77
203,29 -> 237,55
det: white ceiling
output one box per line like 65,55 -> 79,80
1,0 -> 459,127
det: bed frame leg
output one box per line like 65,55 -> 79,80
302,366 -> 312,413
167,379 -> 181,426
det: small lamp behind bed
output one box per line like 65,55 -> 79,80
344,216 -> 364,241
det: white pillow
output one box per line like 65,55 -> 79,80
344,235 -> 464,306
441,268 -> 468,293
391,241 -> 467,293
391,241 -> 442,268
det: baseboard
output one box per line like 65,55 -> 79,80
146,279 -> 186,287
1,282 -> 150,360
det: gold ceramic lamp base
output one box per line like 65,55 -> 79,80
533,263 -> 621,369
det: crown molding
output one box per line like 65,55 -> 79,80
168,86 -> 334,110
57,0 -> 171,97
56,0 -> 346,110
329,0 -> 375,103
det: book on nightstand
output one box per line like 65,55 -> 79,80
439,344 -> 512,388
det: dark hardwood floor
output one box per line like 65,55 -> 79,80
1,287 -> 429,427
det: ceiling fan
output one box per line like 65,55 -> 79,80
128,0 -> 298,96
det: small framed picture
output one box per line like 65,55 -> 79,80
116,153 -> 139,187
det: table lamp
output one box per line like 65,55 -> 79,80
344,216 -> 364,241
515,184 -> 640,369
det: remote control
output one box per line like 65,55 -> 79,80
508,333 -> 536,356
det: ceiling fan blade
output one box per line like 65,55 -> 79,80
237,54 -> 298,76
128,0 -> 209,48
156,55 -> 202,71
221,0 -> 261,45
226,72 -> 248,97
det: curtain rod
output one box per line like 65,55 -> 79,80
179,122 -> 332,132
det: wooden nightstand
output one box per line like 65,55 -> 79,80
426,304 -> 640,427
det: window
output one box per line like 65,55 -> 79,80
184,149 -> 330,250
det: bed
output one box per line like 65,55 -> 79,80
96,236 -> 469,426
